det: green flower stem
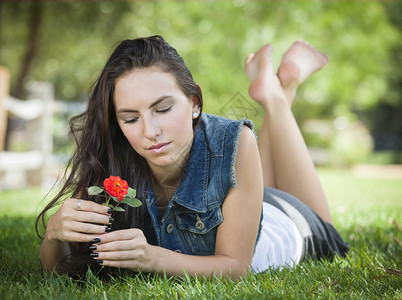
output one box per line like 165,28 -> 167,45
105,195 -> 110,208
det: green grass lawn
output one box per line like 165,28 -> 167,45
0,168 -> 401,299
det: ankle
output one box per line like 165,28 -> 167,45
283,88 -> 297,106
278,61 -> 301,88
261,94 -> 289,116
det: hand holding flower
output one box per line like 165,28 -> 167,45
44,198 -> 111,244
89,228 -> 157,273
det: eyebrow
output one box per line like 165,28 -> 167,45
117,96 -> 172,113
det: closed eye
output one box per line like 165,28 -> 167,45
156,107 -> 172,114
123,107 -> 171,124
124,117 -> 138,124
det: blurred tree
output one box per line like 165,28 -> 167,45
0,1 -> 400,161
12,1 -> 42,99
357,1 -> 402,162
0,0 -> 134,99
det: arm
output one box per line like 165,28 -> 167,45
40,198 -> 111,272
94,126 -> 264,279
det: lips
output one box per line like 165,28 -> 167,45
147,142 -> 170,154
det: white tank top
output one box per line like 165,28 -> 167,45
252,202 -> 303,272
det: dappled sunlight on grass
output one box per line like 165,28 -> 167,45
0,168 -> 401,298
0,188 -> 53,217
318,167 -> 401,221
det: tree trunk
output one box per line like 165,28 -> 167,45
12,1 -> 42,99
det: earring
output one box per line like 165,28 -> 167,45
192,108 -> 200,119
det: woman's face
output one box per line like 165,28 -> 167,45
114,66 -> 199,177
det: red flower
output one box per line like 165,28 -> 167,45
103,176 -> 129,201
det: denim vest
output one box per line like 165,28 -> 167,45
143,113 -> 257,255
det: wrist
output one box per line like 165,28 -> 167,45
145,245 -> 163,274
44,216 -> 61,244
44,231 -> 61,244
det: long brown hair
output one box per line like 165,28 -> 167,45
35,35 -> 203,277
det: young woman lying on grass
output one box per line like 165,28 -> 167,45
36,35 -> 349,279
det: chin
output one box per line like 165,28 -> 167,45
147,157 -> 177,169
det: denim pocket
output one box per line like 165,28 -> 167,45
175,207 -> 223,255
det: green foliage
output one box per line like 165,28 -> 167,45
1,1 -> 401,160
122,197 -> 142,208
329,128 -> 373,167
87,186 -> 103,196
1,1 -> 399,110
0,170 -> 401,299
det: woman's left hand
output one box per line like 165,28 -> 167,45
91,229 -> 155,273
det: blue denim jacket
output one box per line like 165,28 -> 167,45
144,113 -> 257,255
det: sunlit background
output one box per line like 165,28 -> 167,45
0,0 -> 401,190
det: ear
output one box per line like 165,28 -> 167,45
192,83 -> 202,110
192,95 -> 200,110
195,82 -> 202,94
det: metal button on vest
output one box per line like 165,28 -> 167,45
166,224 -> 174,233
195,220 -> 205,231
175,249 -> 182,253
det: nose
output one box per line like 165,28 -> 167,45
143,115 -> 161,140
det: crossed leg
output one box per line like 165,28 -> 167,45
244,41 -> 333,225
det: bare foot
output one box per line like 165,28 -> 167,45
245,44 -> 286,111
277,40 -> 328,105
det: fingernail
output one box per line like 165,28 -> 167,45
93,238 -> 101,243
96,259 -> 103,264
105,226 -> 112,232
89,245 -> 97,251
109,217 -> 114,223
90,253 -> 99,258
107,208 -> 112,214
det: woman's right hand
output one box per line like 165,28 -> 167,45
45,198 -> 111,243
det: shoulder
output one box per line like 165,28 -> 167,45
237,125 -> 257,150
195,113 -> 257,190
232,125 -> 261,186
200,113 -> 254,134
198,113 -> 255,154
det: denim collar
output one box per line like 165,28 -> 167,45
171,123 -> 209,213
